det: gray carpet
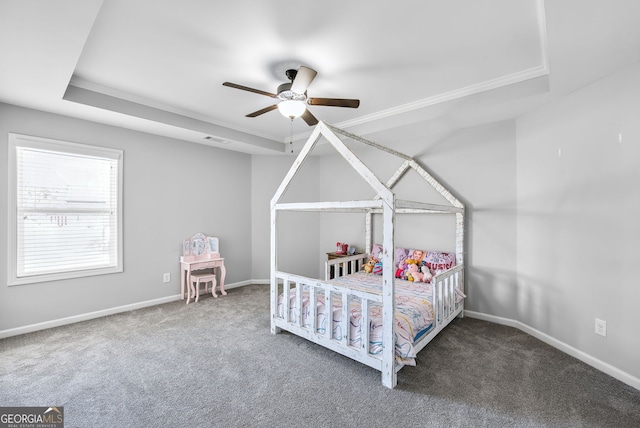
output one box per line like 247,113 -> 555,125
1,284 -> 639,427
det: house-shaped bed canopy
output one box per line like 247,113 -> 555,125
270,122 -> 465,388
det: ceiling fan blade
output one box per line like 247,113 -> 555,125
223,82 -> 276,98
246,104 -> 278,117
301,109 -> 319,126
307,98 -> 360,108
290,66 -> 318,94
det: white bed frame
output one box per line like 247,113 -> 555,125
270,122 -> 465,389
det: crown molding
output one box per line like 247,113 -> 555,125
335,65 -> 549,131
325,0 -> 551,137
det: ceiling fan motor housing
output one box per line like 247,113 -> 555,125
277,82 -> 307,102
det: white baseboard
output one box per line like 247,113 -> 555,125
464,310 -> 640,392
0,280 -> 252,340
0,294 -> 180,339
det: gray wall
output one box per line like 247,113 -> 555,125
516,61 -> 640,381
250,154 -> 320,279
409,121 -> 518,318
0,104 -> 251,332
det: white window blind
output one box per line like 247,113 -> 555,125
8,134 -> 123,285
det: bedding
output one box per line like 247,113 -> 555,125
277,272 -> 434,365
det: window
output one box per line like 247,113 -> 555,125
8,134 -> 123,285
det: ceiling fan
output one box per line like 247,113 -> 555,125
222,66 -> 360,126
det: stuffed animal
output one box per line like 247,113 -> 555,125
394,250 -> 408,278
420,265 -> 433,283
372,261 -> 383,275
406,262 -> 422,282
363,257 -> 378,274
395,259 -> 407,278
406,262 -> 432,283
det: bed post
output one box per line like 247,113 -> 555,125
381,198 -> 396,389
270,204 -> 280,334
365,210 -> 372,255
456,210 -> 465,318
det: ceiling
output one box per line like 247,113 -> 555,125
1,0 -> 640,155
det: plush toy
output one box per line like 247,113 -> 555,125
406,262 -> 432,283
404,259 -> 418,278
395,258 -> 416,280
394,250 -> 408,278
395,259 -> 407,278
363,257 -> 378,274
372,261 -> 383,275
406,262 -> 422,282
420,265 -> 433,283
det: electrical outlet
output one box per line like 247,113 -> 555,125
595,318 -> 607,337
163,273 -> 171,283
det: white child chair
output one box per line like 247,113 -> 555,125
189,270 -> 219,303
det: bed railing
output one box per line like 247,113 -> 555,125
271,257 -> 464,379
272,269 -> 384,371
324,254 -> 465,354
325,253 -> 369,280
412,264 -> 465,354
433,264 -> 464,321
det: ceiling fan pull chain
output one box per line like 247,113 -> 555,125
290,118 -> 294,154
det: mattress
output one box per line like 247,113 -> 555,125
277,272 -> 434,365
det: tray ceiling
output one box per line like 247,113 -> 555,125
1,0 -> 639,154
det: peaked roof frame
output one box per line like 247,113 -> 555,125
270,121 -> 464,264
270,121 -> 464,389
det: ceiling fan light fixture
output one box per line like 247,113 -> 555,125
223,66 -> 359,126
277,99 -> 306,119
